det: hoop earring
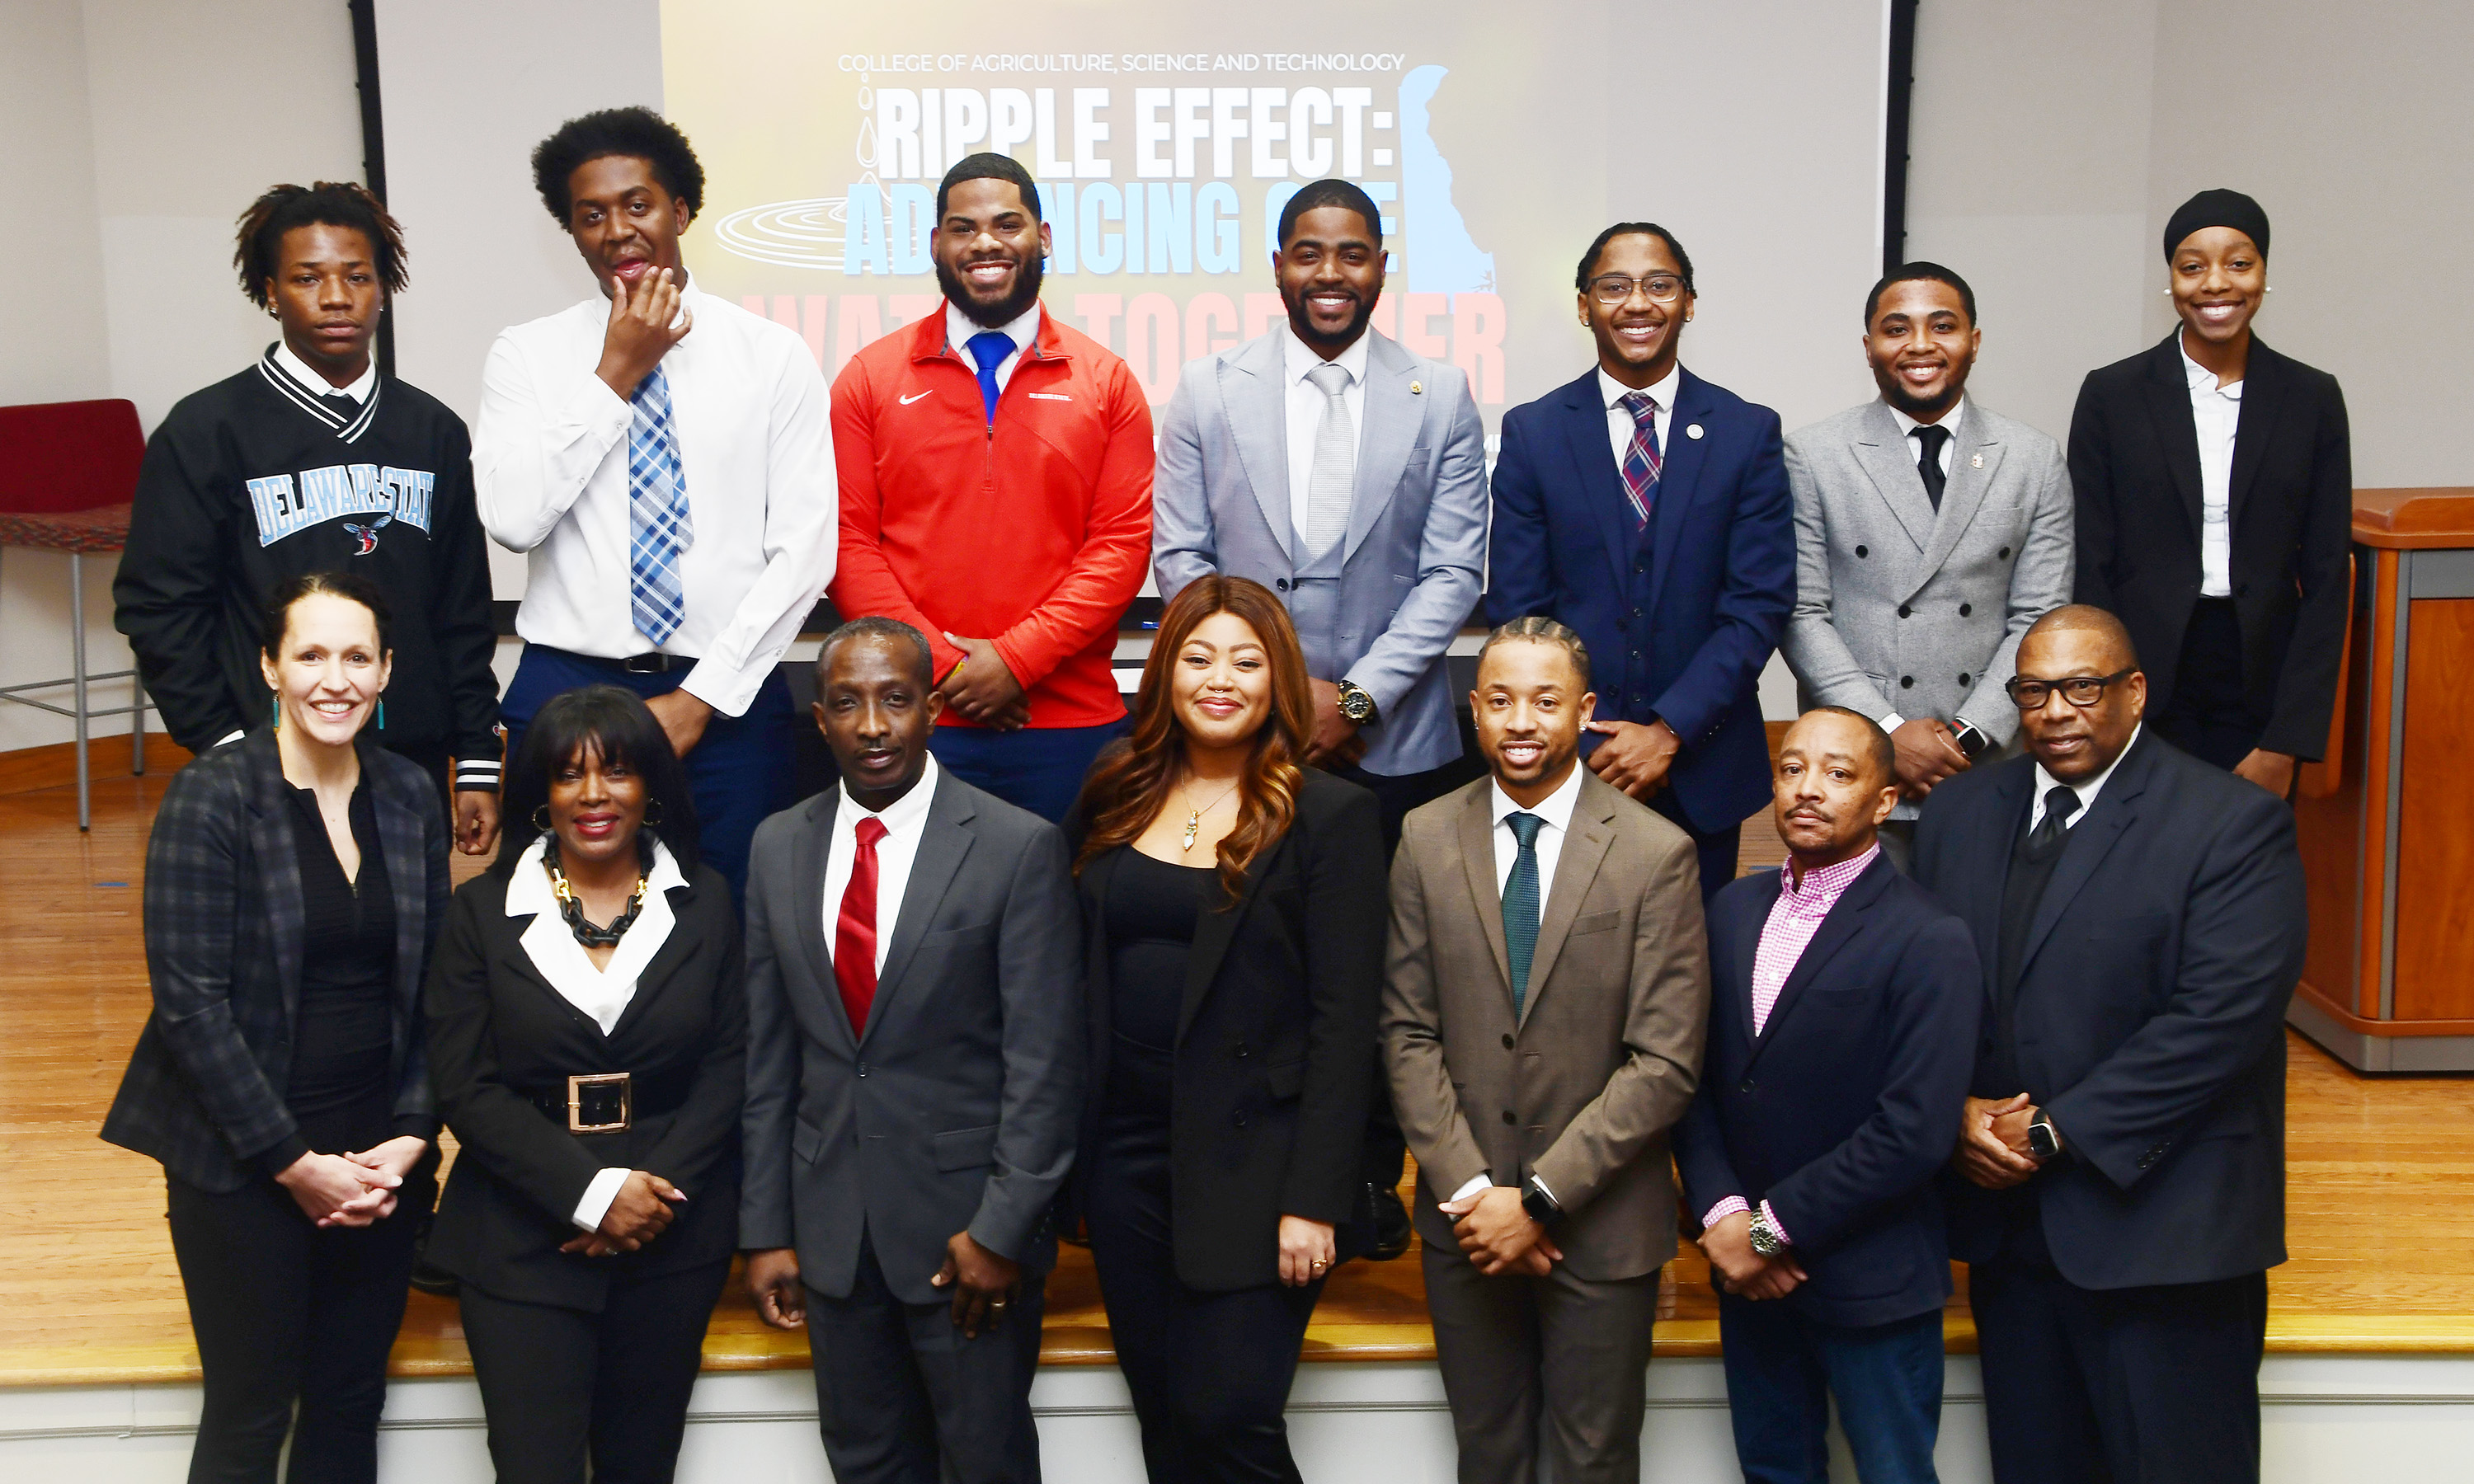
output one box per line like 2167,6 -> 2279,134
531,805 -> 553,832
643,799 -> 665,827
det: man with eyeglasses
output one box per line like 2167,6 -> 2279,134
1780,263 -> 2074,872
1489,223 -> 1795,901
1914,605 -> 2304,1484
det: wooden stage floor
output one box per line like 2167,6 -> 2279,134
5,768 -> 2472,1388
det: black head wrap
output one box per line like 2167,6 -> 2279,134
2163,189 -> 2269,262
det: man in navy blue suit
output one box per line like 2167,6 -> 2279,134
1917,606 -> 2304,1484
1488,222 -> 1796,899
1677,707 -> 1980,1483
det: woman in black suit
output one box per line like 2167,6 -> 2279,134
103,570 -> 446,1484
2070,188 -> 2353,796
1068,575 -> 1386,1484
423,685 -> 745,1484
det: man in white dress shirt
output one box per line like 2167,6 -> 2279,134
1779,263 -> 2074,869
740,617 -> 1083,1484
475,106 -> 837,903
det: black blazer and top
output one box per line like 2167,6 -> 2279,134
1069,768 -> 1388,1290
2069,332 -> 2353,761
422,843 -> 747,1311
105,729 -> 446,1186
1914,734 -> 2303,1289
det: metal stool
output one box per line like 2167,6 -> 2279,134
0,399 -> 153,830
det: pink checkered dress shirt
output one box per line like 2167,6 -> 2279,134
1700,843 -> 1883,1242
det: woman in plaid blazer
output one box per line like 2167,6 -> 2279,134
102,571 -> 449,1484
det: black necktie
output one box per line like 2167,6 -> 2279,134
1913,423 -> 1951,511
321,391 -> 360,424
2025,785 -> 2081,861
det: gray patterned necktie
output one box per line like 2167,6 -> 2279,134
1301,360 -> 1356,556
1503,812 -> 1545,1018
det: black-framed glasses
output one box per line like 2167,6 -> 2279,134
2005,667 -> 2136,710
1587,273 -> 1687,306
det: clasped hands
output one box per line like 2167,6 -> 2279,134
1953,1092 -> 2044,1190
559,1169 -> 688,1257
1440,1186 -> 1564,1277
274,1135 -> 429,1228
939,633 -> 1029,730
1699,1210 -> 1808,1301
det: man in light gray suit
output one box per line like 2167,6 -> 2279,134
1781,262 -> 2073,866
1153,176 -> 1489,846
741,617 -> 1083,1484
1385,618 -> 1710,1484
1155,177 -> 1490,1258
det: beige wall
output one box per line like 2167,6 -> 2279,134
1905,0 -> 2473,487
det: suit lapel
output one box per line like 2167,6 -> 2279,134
2227,338 -> 2284,534
2140,334 -> 2205,542
863,780 -> 976,1047
789,792 -> 854,1049
1453,785 -> 1513,998
606,879 -> 704,1041
1968,760 -> 2037,974
1517,781 -> 1618,1026
1907,416 -> 2006,600
1177,835 -> 1281,1045
1556,370 -> 1635,598
1747,857 -> 1893,1066
372,777 -> 428,1033
1645,370 -> 1715,616
1851,401 -> 1937,554
1344,331 -> 1419,562
1728,874 -> 1780,1053
243,740 -> 307,1029
1227,333 -> 1293,560
2017,740 -> 2153,979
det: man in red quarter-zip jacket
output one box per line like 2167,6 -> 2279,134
830,152 -> 1154,823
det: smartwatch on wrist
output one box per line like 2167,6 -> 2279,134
2027,1111 -> 2064,1161
1520,1175 -> 1563,1228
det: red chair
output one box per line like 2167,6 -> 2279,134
0,399 -> 153,829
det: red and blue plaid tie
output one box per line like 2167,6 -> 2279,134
1619,390 -> 1662,531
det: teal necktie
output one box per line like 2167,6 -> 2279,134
1503,812 -> 1545,1018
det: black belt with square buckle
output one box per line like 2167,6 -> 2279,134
535,1073 -> 631,1132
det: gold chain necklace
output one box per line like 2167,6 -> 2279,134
1178,778 -> 1242,852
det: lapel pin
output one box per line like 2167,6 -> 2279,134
1686,423 -> 1705,439
1971,453 -> 1984,468
1409,380 -> 1423,394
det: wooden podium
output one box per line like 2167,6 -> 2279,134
2290,489 -> 2474,1070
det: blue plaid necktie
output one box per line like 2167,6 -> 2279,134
628,364 -> 693,646
967,331 -> 1014,422
1618,390 -> 1662,530
1503,812 -> 1545,1018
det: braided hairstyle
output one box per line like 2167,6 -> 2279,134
234,181 -> 407,309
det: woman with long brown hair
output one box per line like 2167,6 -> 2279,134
1068,575 -> 1386,1483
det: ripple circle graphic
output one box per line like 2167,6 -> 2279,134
713,197 -> 851,271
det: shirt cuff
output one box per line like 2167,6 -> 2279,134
217,729 -> 246,748
679,660 -> 760,720
1760,1200 -> 1790,1245
572,1167 -> 630,1233
257,1131 -> 313,1180
1701,1195 -> 1751,1231
1447,1173 -> 1494,1205
453,755 -> 502,793
1879,712 -> 1905,732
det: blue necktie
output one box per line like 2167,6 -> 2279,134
966,331 -> 1014,423
627,364 -> 693,646
1503,812 -> 1545,1018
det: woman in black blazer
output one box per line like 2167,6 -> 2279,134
424,685 -> 745,1484
2070,188 -> 2353,796
1067,575 -> 1385,1484
103,571 -> 447,1484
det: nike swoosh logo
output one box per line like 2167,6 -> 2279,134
900,390 -> 933,405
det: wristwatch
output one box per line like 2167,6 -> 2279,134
1747,1207 -> 1786,1257
2027,1111 -> 2064,1162
1951,723 -> 1992,760
1335,679 -> 1379,726
1520,1174 -> 1563,1228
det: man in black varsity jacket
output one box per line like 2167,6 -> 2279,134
115,181 -> 502,853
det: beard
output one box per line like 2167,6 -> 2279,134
1876,361 -> 1969,420
937,248 -> 1046,329
1282,281 -> 1377,354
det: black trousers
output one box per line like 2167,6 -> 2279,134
166,1158 -> 435,1484
805,1231 -> 1047,1484
456,1256 -> 732,1484
2153,597 -> 2274,769
1084,1091 -> 1324,1484
1326,755 -> 1483,1190
1970,1257 -> 2268,1484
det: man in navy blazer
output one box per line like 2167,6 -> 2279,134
1916,606 -> 2304,1484
1677,707 -> 1979,1483
1489,222 -> 1795,899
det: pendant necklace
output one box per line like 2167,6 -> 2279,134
1179,778 -> 1243,852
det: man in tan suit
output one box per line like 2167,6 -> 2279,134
1384,616 -> 1711,1484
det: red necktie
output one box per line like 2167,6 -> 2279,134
835,817 -> 889,1035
